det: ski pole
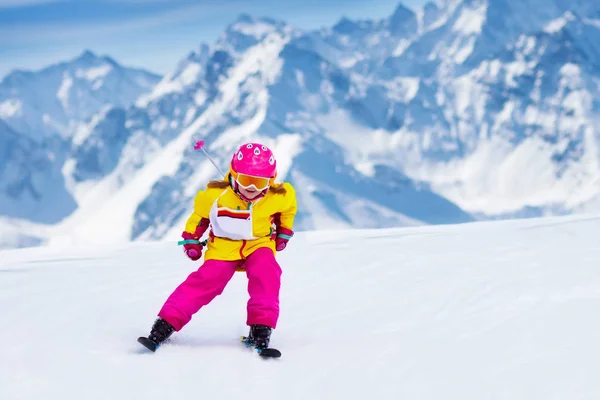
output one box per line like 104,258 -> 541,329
178,139 -> 216,252
192,137 -> 226,178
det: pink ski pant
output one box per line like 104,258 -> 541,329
158,247 -> 282,331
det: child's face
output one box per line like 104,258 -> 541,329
238,185 -> 263,200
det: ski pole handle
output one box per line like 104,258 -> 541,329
192,138 -> 227,178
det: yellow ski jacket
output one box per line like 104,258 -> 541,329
183,182 -> 297,261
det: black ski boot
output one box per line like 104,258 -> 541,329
137,318 -> 175,352
248,324 -> 272,350
242,324 -> 281,358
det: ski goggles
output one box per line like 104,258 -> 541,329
235,173 -> 271,191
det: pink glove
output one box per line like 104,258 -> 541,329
179,229 -> 204,261
275,227 -> 293,251
184,243 -> 203,260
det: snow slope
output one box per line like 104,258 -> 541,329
1,214 -> 599,399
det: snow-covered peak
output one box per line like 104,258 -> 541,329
138,44 -> 211,105
378,0 -> 600,79
388,3 -> 418,36
66,51 -> 125,82
451,1 -> 486,35
0,50 -> 114,84
218,13 -> 294,55
73,49 -> 103,64
422,1 -> 443,30
0,50 -> 161,140
332,17 -> 379,35
435,0 -> 464,16
510,10 -> 600,66
0,120 -> 77,224
227,13 -> 285,38
291,3 -> 420,77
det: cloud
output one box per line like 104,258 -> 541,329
101,0 -> 174,2
0,2 -> 231,45
0,0 -> 62,8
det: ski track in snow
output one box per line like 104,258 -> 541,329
1,214 -> 600,399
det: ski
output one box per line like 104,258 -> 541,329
137,335 -> 281,357
240,336 -> 282,358
137,336 -> 159,352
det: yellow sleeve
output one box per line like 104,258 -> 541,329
183,189 -> 216,234
277,182 -> 297,230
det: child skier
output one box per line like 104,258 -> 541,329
139,142 -> 297,352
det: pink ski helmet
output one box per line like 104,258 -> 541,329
230,142 -> 277,178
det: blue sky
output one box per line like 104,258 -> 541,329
1,0 -> 425,79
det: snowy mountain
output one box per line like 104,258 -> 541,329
0,50 -> 161,141
43,13 -> 471,248
0,51 -> 161,232
2,1 -> 600,248
0,120 -> 76,224
2,214 -> 600,399
292,3 -> 419,75
303,0 -> 600,217
420,11 -> 600,217
378,0 -> 600,77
